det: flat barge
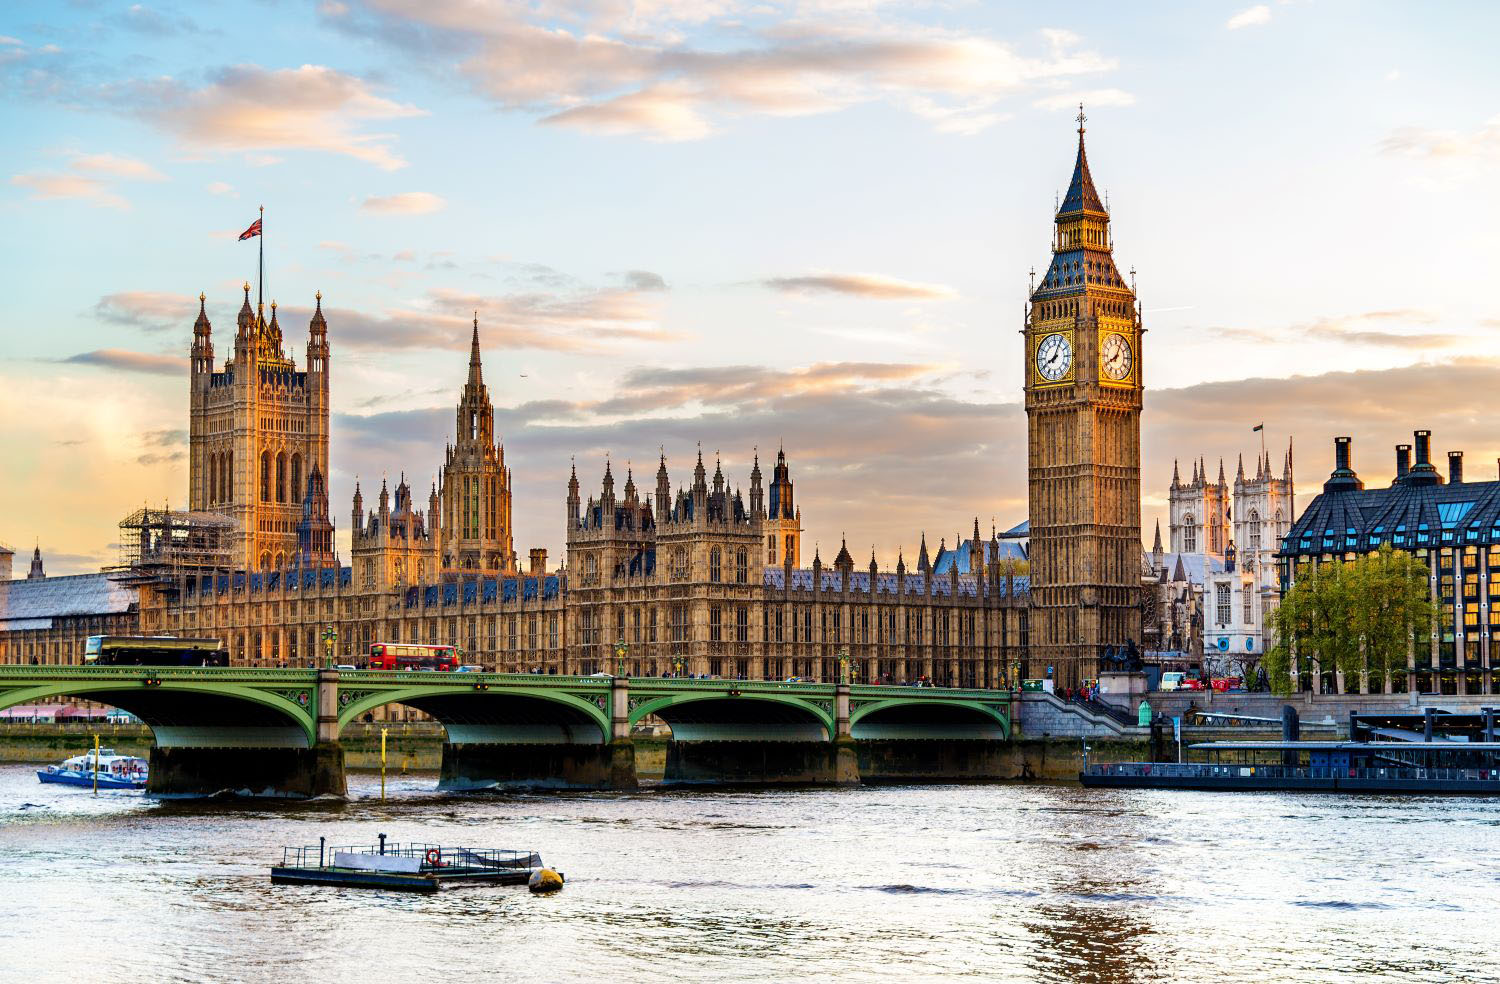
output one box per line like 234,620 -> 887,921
271,841 -> 545,893
1082,742 -> 1500,794
1083,705 -> 1500,795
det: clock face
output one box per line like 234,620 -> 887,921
1035,333 -> 1073,382
1101,333 -> 1133,380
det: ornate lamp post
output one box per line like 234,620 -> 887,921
321,625 -> 338,669
673,656 -> 685,679
838,646 -> 850,685
614,638 -> 629,678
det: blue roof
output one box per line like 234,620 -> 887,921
931,538 -> 1028,575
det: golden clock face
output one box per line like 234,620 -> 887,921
1035,332 -> 1072,382
1101,332 -> 1132,380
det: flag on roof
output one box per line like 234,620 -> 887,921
1252,423 -> 1264,432
238,218 -> 262,240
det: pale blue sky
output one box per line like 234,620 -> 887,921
3,1 -> 1498,573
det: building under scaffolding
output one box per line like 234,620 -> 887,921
115,508 -> 235,586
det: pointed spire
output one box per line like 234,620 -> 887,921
1236,453 -> 1245,483
467,313 -> 484,387
918,531 -> 931,573
194,292 -> 211,332
1172,459 -> 1180,488
1152,518 -> 1163,555
1058,103 -> 1106,216
1217,457 -> 1226,486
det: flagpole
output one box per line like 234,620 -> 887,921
257,205 -> 264,317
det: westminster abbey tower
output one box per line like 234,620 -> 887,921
1024,110 -> 1144,686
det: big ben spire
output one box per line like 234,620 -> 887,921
1022,107 -> 1143,688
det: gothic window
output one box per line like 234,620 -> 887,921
1216,583 -> 1231,626
1248,509 -> 1261,553
672,549 -> 688,581
1183,515 -> 1197,552
276,452 -> 287,503
736,549 -> 748,583
709,605 -> 722,644
736,606 -> 748,643
649,607 -> 658,643
584,554 -> 598,585
1243,584 -> 1253,623
767,535 -> 776,564
209,453 -> 218,504
709,547 -> 722,583
291,454 -> 303,502
261,451 -> 271,502
784,534 -> 795,564
259,551 -> 271,571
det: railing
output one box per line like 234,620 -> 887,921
279,842 -> 540,872
1084,762 -> 1500,783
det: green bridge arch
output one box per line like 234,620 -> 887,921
627,691 -> 835,741
335,684 -> 611,740
849,696 -> 1010,740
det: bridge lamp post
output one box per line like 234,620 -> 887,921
838,646 -> 850,685
614,639 -> 629,678
321,625 -> 337,670
672,656 -> 685,679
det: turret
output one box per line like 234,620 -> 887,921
749,449 -> 764,519
27,544 -> 44,580
654,451 -> 670,525
567,460 -> 581,526
306,291 -> 329,375
235,282 -> 254,351
191,292 -> 213,374
352,479 -> 364,533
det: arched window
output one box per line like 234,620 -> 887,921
226,450 -> 233,503
276,452 -> 287,502
291,454 -> 302,503
259,551 -> 271,570
672,548 -> 688,581
1183,515 -> 1197,553
736,549 -> 748,584
209,453 -> 218,503
784,534 -> 795,564
1248,509 -> 1261,553
709,547 -> 722,583
767,534 -> 776,564
260,452 -> 271,502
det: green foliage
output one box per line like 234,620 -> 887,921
1265,545 -> 1433,696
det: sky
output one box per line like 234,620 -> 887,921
2,0 -> 1499,575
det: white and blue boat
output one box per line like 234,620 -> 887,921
37,749 -> 148,790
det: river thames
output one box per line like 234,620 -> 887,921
1,764 -> 1495,983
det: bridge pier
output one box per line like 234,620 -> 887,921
440,740 -> 636,790
148,742 -> 346,798
855,739 -> 1015,782
664,740 -> 858,786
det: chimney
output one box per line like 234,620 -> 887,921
1449,451 -> 1464,485
529,548 -> 547,576
1414,429 -> 1432,468
1395,444 -> 1411,483
1406,429 -> 1441,486
1323,436 -> 1364,492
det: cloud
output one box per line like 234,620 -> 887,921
141,428 -> 188,448
621,270 -> 668,291
277,277 -> 679,354
1210,309 -> 1461,350
761,272 -> 956,300
328,3 -> 1120,140
361,191 -> 446,214
93,291 -> 195,332
206,180 -> 236,196
127,64 -> 425,170
60,349 -> 187,375
10,172 -> 128,208
1381,114 -> 1500,161
67,152 -> 166,180
1227,5 -> 1272,29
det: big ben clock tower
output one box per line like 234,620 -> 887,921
1024,108 -> 1143,687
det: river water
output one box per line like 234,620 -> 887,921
1,764 -> 1495,983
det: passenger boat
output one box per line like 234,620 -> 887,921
37,749 -> 149,790
271,839 -> 550,893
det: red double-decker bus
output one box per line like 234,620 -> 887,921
366,643 -> 459,672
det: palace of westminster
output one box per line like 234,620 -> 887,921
1,118 -> 1162,690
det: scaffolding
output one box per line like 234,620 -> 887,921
115,508 -> 235,583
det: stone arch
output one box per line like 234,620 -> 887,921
627,691 -> 833,741
291,453 -> 303,502
849,698 -> 1009,740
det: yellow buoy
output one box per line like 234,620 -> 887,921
528,868 -> 564,894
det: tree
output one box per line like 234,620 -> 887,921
1265,545 -> 1433,695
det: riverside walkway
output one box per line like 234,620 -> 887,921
0,666 -> 1014,796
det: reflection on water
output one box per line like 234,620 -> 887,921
1,767 -> 1496,984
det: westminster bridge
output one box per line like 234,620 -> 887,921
0,666 -> 1015,796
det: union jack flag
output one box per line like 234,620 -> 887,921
237,218 -> 262,240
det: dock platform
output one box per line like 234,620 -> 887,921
271,842 -> 545,893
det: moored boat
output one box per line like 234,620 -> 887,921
37,749 -> 149,790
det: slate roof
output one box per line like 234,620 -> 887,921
0,573 -> 137,630
1284,474 -> 1500,557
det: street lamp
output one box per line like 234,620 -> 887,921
673,656 -> 685,679
614,638 -> 628,678
321,625 -> 338,669
837,646 -> 850,685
